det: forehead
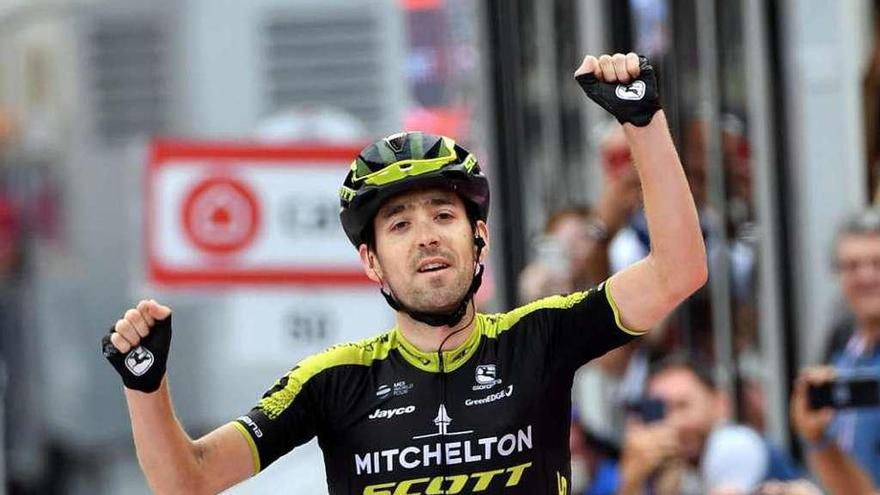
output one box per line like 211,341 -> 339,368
648,367 -> 705,395
838,234 -> 880,257
377,187 -> 463,216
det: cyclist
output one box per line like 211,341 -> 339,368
102,52 -> 706,494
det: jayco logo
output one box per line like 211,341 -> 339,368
368,405 -> 416,420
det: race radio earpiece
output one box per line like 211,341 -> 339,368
474,235 -> 486,249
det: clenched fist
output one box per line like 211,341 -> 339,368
101,299 -> 173,393
575,52 -> 661,127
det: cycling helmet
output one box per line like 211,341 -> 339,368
339,131 -> 489,247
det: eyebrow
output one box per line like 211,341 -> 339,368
379,196 -> 456,220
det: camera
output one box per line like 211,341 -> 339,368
808,376 -> 880,410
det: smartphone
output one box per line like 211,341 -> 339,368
808,377 -> 880,410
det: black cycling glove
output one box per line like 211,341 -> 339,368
101,315 -> 172,393
575,55 -> 661,127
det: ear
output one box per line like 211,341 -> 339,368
358,244 -> 383,283
474,220 -> 490,263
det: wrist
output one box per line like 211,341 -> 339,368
803,429 -> 835,452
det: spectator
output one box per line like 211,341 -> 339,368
818,208 -> 880,484
517,171 -> 639,303
570,414 -> 620,495
617,355 -> 799,495
790,366 -> 877,495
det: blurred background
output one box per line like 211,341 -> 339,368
0,0 -> 877,493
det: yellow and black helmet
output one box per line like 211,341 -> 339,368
339,131 -> 490,247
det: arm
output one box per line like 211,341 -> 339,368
807,445 -> 876,495
575,53 -> 707,332
610,113 -> 707,331
105,300 -> 254,493
125,379 -> 254,494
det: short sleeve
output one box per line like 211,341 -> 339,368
547,279 -> 645,370
232,364 -> 323,473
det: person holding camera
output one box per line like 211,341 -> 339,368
618,355 -> 798,495
815,208 -> 880,485
790,366 -> 877,495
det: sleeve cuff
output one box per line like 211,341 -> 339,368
231,420 -> 262,474
603,278 -> 648,336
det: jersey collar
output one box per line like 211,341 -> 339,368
392,315 -> 484,373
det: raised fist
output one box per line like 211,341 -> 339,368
101,299 -> 173,393
575,52 -> 661,127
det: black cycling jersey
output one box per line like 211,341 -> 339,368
232,280 -> 642,494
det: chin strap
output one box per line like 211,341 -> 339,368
380,236 -> 486,328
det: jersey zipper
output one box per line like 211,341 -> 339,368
438,349 -> 449,495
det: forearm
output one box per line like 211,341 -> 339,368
808,445 -> 876,495
125,377 -> 208,494
624,112 -> 707,297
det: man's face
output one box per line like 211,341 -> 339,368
359,188 -> 488,315
647,367 -> 722,463
837,234 -> 880,322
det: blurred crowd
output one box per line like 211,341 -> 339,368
516,114 -> 880,495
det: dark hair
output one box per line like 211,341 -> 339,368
648,353 -> 717,391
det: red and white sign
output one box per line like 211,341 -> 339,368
146,139 -> 370,286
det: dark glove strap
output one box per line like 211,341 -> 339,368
102,315 -> 172,393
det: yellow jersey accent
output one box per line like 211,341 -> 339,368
230,421 -> 261,474
604,277 -> 647,335
258,331 -> 396,419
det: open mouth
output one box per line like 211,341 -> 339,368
417,258 -> 451,273
417,262 -> 449,273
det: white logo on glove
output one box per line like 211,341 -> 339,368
125,346 -> 154,376
616,80 -> 646,101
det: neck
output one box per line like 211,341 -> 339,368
396,303 -> 478,352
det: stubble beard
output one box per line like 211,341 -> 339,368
402,265 -> 472,314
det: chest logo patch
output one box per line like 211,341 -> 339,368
473,364 -> 503,390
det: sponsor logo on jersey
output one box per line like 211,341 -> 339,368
376,380 -> 414,399
393,380 -> 413,396
465,385 -> 515,407
237,415 -> 264,438
375,384 -> 392,399
411,404 -> 473,439
355,404 -> 534,476
125,346 -> 154,376
615,80 -> 646,100
368,405 -> 416,421
472,364 -> 502,390
362,462 -> 533,494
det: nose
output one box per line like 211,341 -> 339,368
414,217 -> 440,248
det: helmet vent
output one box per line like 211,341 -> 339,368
384,132 -> 408,153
